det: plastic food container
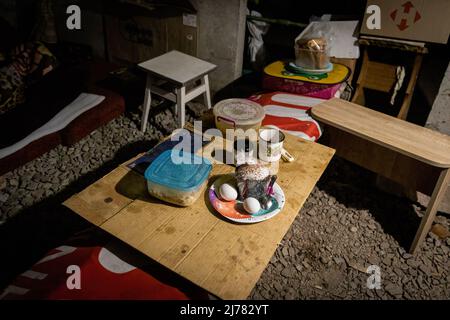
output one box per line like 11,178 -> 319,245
213,99 -> 265,135
144,150 -> 212,206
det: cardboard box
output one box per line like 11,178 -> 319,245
360,0 -> 450,44
105,14 -> 198,65
330,57 -> 357,83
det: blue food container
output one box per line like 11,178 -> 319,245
144,150 -> 212,206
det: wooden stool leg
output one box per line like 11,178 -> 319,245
397,54 -> 423,120
410,169 -> 450,254
176,86 -> 186,128
351,49 -> 369,106
141,74 -> 152,132
174,102 -> 178,116
201,75 -> 212,109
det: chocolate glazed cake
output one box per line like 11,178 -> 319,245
235,164 -> 277,210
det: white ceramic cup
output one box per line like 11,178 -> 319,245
258,128 -> 285,162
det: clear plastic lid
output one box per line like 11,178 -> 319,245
213,99 -> 265,126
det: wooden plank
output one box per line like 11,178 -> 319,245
158,214 -> 219,269
352,49 -> 369,106
140,74 -> 153,132
184,83 -> 206,102
312,98 -> 450,168
364,61 -> 397,92
397,54 -> 423,120
150,86 -> 177,103
174,222 -> 242,286
358,37 -> 428,54
101,199 -> 176,247
136,205 -> 206,259
63,167 -> 137,225
202,229 -> 278,300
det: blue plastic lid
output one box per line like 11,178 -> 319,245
144,150 -> 212,192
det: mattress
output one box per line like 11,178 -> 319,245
0,93 -> 105,159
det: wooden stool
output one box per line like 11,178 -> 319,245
312,98 -> 450,254
138,50 -> 216,131
352,37 -> 427,120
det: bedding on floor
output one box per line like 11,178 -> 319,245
0,228 -> 203,300
0,64 -> 86,149
0,93 -> 105,159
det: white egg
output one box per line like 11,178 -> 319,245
219,183 -> 238,201
243,197 -> 261,214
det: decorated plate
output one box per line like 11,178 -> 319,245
288,62 -> 334,74
208,175 -> 285,224
264,61 -> 350,85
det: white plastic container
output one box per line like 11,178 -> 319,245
213,99 -> 265,135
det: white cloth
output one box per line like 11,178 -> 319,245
391,66 -> 405,105
247,10 -> 270,63
0,93 -> 105,159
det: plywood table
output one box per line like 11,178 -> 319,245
63,133 -> 334,299
312,98 -> 450,254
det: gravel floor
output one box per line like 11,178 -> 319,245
0,106 -> 449,299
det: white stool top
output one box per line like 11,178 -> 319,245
138,50 -> 217,86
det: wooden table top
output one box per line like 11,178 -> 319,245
63,133 -> 335,299
138,50 -> 217,86
312,98 -> 450,168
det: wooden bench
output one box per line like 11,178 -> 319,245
312,98 -> 450,254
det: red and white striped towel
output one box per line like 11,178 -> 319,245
249,92 -> 324,141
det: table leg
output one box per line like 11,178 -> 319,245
141,74 -> 152,132
201,75 -> 212,109
176,86 -> 186,128
410,168 -> 450,254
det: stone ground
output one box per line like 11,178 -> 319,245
0,105 -> 449,299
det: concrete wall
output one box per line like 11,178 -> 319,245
425,61 -> 450,136
191,0 -> 247,94
419,61 -> 450,213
